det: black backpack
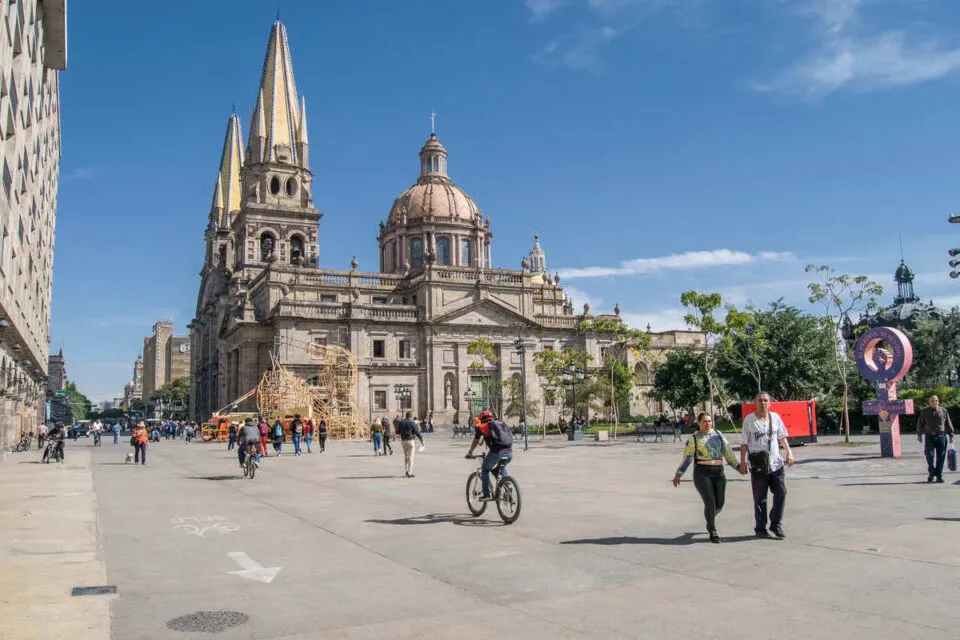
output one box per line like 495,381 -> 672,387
486,420 -> 513,449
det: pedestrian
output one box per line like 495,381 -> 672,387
672,413 -> 744,543
258,418 -> 269,457
291,414 -> 304,456
37,422 -> 48,450
272,418 -> 284,455
371,419 -> 384,455
304,418 -> 314,453
228,423 -> 237,450
396,411 -> 424,478
739,392 -> 794,539
112,423 -> 120,445
132,421 -> 149,466
917,394 -> 954,483
318,419 -> 327,452
381,416 -> 393,455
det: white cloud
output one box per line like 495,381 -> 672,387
526,0 -> 566,21
564,286 -> 604,313
763,0 -> 960,98
64,167 -> 101,181
558,249 -> 794,280
622,308 -> 690,332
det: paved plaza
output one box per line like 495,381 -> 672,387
1,431 -> 958,639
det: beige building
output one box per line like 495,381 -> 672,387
0,0 -> 66,446
142,322 -> 191,402
190,19 -> 699,425
121,353 -> 143,408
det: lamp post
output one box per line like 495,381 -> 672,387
393,383 -> 411,416
464,388 -> 477,425
366,371 -> 373,424
514,331 -> 529,452
562,363 -> 585,440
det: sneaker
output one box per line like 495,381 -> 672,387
928,476 -> 934,483
479,495 -> 494,502
709,531 -> 721,543
936,476 -> 945,484
254,460 -> 260,468
755,529 -> 771,539
771,525 -> 785,539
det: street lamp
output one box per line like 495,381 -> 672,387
463,388 -> 477,425
514,328 -> 529,452
393,383 -> 412,415
561,363 -> 585,440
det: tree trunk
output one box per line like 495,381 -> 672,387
842,383 -> 850,443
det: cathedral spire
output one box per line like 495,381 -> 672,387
528,234 -> 546,274
246,19 -> 302,166
210,113 -> 244,227
296,96 -> 309,168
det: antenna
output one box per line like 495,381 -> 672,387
899,233 -> 904,262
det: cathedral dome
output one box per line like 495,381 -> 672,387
387,133 -> 482,225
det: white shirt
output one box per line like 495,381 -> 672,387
740,411 -> 788,473
38,424 -> 48,436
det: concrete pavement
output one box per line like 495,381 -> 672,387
1,432 -> 958,639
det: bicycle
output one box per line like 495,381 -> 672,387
93,431 -> 102,447
14,433 -> 32,452
465,450 -> 521,524
241,442 -> 259,479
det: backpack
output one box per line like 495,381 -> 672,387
274,423 -> 283,438
486,420 -> 513,449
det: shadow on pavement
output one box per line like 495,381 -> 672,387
560,532 -> 757,546
795,455 -> 881,465
366,512 -> 503,527
926,517 -> 960,522
96,462 -> 133,466
185,475 -> 241,481
337,475 -> 402,480
838,481 -> 928,486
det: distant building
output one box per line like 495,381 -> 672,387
846,260 -> 944,336
122,354 -> 144,408
47,348 -> 66,395
0,0 -> 67,448
142,322 -> 191,401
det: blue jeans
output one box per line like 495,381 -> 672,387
925,434 -> 948,479
482,451 -> 512,497
238,442 -> 261,466
305,433 -> 313,452
228,434 -> 236,450
293,434 -> 302,454
373,432 -> 383,453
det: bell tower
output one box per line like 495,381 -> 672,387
232,19 -> 320,274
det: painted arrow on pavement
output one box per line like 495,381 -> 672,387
226,551 -> 281,583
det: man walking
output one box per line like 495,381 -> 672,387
396,411 -> 424,478
739,392 -> 794,539
381,416 -> 393,455
291,414 -> 304,456
917,395 -> 954,483
112,423 -> 120,445
37,422 -> 48,450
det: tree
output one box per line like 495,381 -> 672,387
532,346 -> 592,435
648,348 -> 711,416
806,264 -> 883,442
466,337 -> 503,416
63,381 -> 91,422
907,310 -> 960,388
151,377 -> 190,418
719,301 -> 836,403
680,291 -> 727,416
503,376 -> 540,422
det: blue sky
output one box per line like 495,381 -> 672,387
51,0 -> 960,401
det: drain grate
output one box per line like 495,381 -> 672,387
166,611 -> 249,633
71,585 -> 117,596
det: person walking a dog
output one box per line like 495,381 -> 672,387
132,422 -> 149,466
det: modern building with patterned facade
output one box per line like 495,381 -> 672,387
0,0 -> 66,447
190,19 -> 699,425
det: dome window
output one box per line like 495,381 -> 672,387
460,239 -> 472,267
410,237 -> 424,268
436,237 -> 451,266
285,178 -> 298,197
269,176 -> 281,195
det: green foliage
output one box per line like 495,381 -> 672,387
151,377 -> 190,408
63,381 -> 91,422
503,376 -> 540,421
906,310 -> 960,388
806,264 -> 884,442
576,316 -> 652,353
532,346 -> 593,418
719,301 -> 836,402
680,291 -> 730,416
648,348 -> 711,415
466,337 -> 499,370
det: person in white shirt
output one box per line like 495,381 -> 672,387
37,423 -> 48,450
739,392 -> 795,539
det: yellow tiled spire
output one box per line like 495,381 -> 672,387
247,19 -> 302,166
211,113 -> 244,226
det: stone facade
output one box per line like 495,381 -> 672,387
0,0 -> 66,446
46,347 -> 64,394
190,19 -> 700,426
142,322 -> 190,402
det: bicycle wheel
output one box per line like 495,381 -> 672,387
496,477 -> 521,524
247,458 -> 256,480
465,472 -> 487,516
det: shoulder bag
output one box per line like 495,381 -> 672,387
747,416 -> 774,475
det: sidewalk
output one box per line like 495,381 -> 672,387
0,447 -> 111,640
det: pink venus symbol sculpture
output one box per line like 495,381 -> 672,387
854,326 -> 915,458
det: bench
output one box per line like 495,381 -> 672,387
633,423 -> 664,443
451,425 -> 473,439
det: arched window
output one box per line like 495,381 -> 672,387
410,237 -> 424,268
436,237 -> 451,265
460,238 -> 472,266
290,235 -> 305,265
259,233 -> 275,262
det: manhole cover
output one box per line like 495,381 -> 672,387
166,611 -> 249,633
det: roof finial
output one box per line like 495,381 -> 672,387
899,232 -> 904,263
430,109 -> 437,135
276,6 -> 281,21
231,102 -> 236,115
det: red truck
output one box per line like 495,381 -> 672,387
740,400 -> 818,445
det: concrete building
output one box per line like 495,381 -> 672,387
142,323 -> 190,401
121,353 -> 143,409
190,19 -> 700,425
0,0 -> 66,448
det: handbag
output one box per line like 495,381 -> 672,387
948,446 -> 957,473
747,418 -> 774,474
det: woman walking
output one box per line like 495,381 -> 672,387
228,423 -> 237,450
132,421 -> 149,466
272,419 -> 284,455
318,419 -> 328,452
371,420 -> 384,455
258,417 -> 269,457
304,418 -> 314,453
672,413 -> 743,543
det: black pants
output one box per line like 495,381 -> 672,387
134,443 -> 147,465
383,436 -> 393,455
693,465 -> 726,533
319,434 -> 327,451
750,467 -> 787,531
924,434 -> 948,479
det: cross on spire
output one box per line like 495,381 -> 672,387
430,110 -> 437,134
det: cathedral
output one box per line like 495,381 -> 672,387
189,19 -> 701,426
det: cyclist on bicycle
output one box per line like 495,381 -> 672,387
465,409 -> 513,502
237,418 -> 262,469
